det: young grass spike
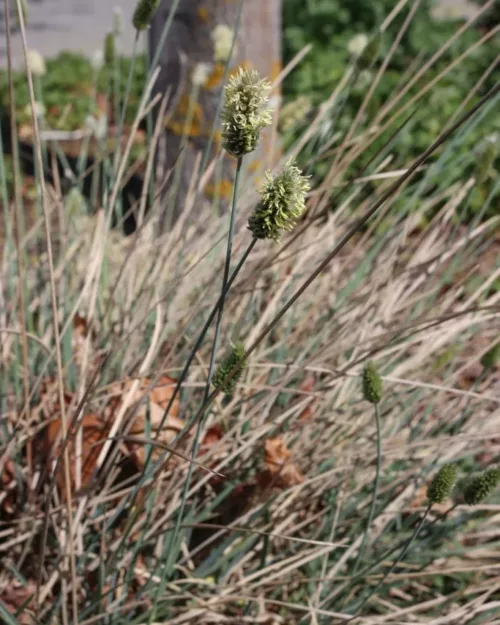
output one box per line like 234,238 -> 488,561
461,467 -> 500,505
248,161 -> 310,242
212,342 -> 247,396
362,361 -> 383,404
427,464 -> 457,504
133,0 -> 160,31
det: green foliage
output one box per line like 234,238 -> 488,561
282,0 -> 500,219
0,51 -> 146,131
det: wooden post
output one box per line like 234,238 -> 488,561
149,0 -> 281,228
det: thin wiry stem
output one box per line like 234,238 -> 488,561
13,0 -> 78,619
149,157 -> 244,619
352,403 -> 382,575
204,156 -> 243,396
348,503 -> 432,619
114,32 -> 139,167
4,0 -> 31,485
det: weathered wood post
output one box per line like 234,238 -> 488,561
149,0 -> 281,228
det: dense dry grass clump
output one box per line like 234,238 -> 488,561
1,1 -> 500,624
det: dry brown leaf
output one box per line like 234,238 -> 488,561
200,424 -> 224,451
72,312 -> 91,368
1,459 -> 17,515
118,376 -> 183,469
46,413 -> 109,497
1,579 -> 36,625
263,437 -> 304,488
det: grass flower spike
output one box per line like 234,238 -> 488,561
133,0 -> 159,31
427,464 -> 457,504
248,161 -> 310,242
461,468 -> 500,505
221,68 -> 272,157
362,361 -> 383,404
213,343 -> 247,396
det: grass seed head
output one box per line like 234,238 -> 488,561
427,464 -> 457,505
133,0 -> 160,31
221,68 -> 272,158
248,161 -> 310,242
213,342 -> 247,396
462,467 -> 500,506
362,361 -> 383,404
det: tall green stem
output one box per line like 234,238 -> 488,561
352,403 -> 382,574
148,157 -> 244,621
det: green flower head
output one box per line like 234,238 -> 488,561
427,464 -> 457,505
213,342 -> 247,396
362,361 -> 383,405
461,468 -> 500,506
248,161 -> 310,242
221,68 -> 272,158
133,0 -> 159,31
104,32 -> 115,66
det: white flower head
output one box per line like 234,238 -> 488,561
85,114 -> 107,141
24,101 -> 46,119
347,33 -> 369,58
91,49 -> 104,72
192,62 -> 212,86
26,49 -> 46,77
211,24 -> 236,62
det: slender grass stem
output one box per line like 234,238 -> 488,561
352,403 -> 382,574
204,156 -> 243,397
5,0 -> 31,490
114,33 -> 139,167
148,158 -> 244,621
349,503 -> 432,620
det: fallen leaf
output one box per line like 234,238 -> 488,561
0,459 -> 17,515
72,312 -> 91,368
200,424 -> 224,451
46,413 -> 109,497
118,376 -> 184,469
263,437 -> 304,488
0,579 -> 36,625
